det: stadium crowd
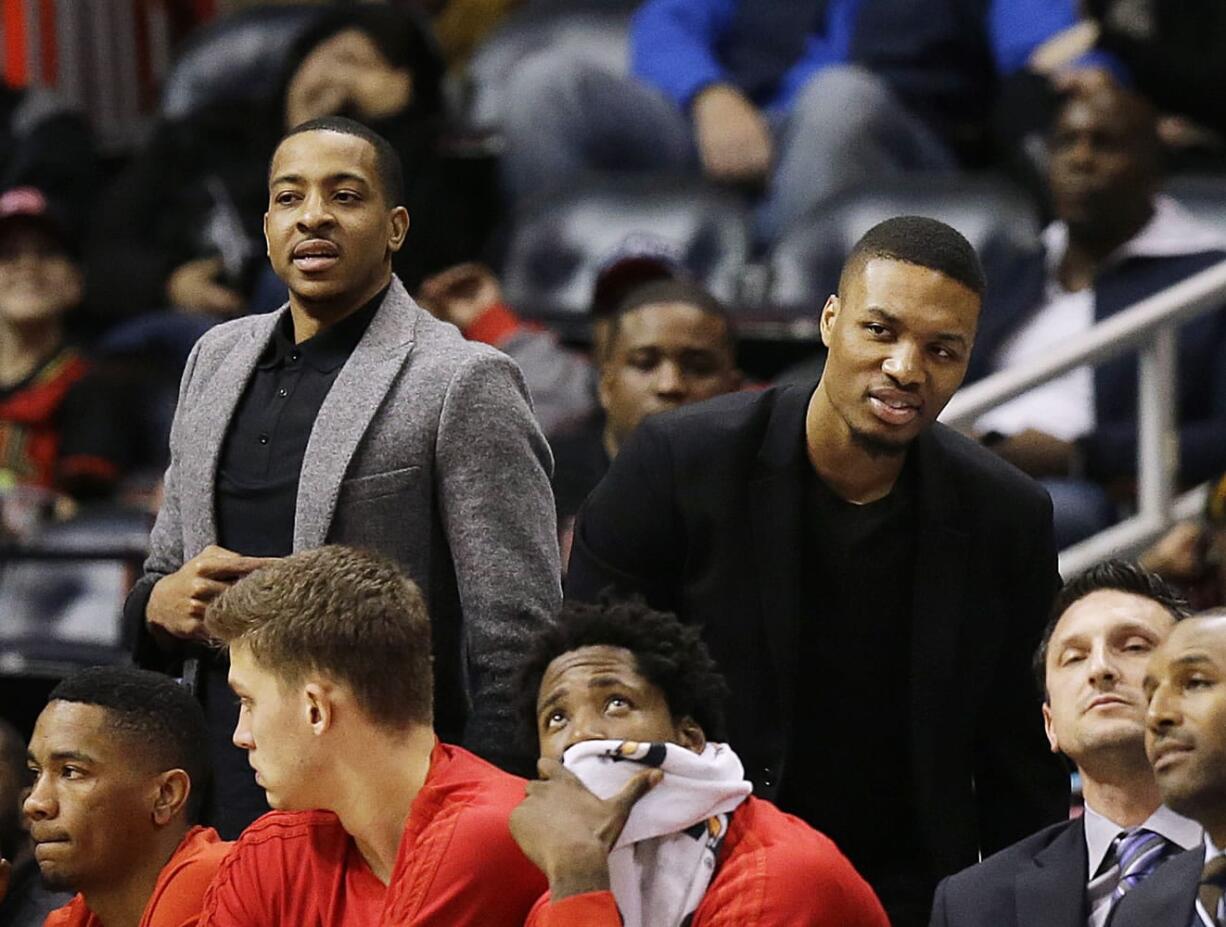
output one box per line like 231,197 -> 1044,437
2,0 -> 1226,925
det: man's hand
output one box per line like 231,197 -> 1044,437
146,546 -> 277,643
509,757 -> 661,901
990,429 -> 1077,477
417,263 -> 504,332
0,857 -> 9,904
1140,521 -> 1207,579
166,257 -> 245,317
691,84 -> 773,185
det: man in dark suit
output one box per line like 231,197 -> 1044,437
1112,610 -> 1226,927
567,216 -> 1069,926
930,561 -> 1200,927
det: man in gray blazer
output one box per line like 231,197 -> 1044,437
124,116 -> 561,837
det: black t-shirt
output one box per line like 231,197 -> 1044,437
781,459 -> 922,877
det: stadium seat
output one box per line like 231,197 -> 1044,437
500,176 -> 753,324
462,0 -> 635,133
764,176 -> 1041,317
160,5 -> 331,120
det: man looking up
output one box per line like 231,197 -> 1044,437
567,216 -> 1068,925
25,666 -> 228,927
1110,609 -> 1226,926
125,115 -> 560,836
511,598 -> 889,926
930,560 -> 1199,927
198,545 -> 546,926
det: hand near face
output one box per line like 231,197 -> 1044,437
509,757 -> 661,900
166,257 -> 245,317
691,85 -> 773,185
989,428 -> 1076,478
417,262 -> 503,331
147,545 -> 278,644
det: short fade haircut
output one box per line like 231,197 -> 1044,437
48,667 -> 209,818
1033,559 -> 1190,698
273,115 -> 404,207
602,279 -> 737,364
839,215 -> 986,299
515,597 -> 730,752
205,546 -> 433,729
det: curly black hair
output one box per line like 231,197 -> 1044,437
515,597 -> 730,754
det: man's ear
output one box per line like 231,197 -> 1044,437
304,682 -> 334,736
819,295 -> 839,348
1041,702 -> 1060,755
388,206 -> 410,254
263,212 -> 271,258
674,717 -> 707,755
151,769 -> 192,826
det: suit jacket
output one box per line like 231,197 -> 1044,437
130,277 -> 561,750
567,380 -> 1067,880
1109,846 -> 1202,927
930,818 -> 1088,927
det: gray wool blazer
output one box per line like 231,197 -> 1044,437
135,277 -> 561,751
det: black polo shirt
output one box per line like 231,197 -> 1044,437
203,286 -> 384,838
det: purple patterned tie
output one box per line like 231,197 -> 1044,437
1110,828 -> 1176,906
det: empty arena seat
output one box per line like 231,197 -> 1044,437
501,176 -> 753,320
160,5 -> 331,120
1166,174 -> 1226,238
462,1 -> 635,132
764,176 -> 1041,317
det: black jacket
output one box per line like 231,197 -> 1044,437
567,381 -> 1068,881
930,818 -> 1088,927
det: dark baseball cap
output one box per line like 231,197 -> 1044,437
0,187 -> 74,255
590,235 -> 687,318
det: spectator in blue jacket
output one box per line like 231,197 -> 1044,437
971,84 -> 1226,548
502,0 -> 1105,245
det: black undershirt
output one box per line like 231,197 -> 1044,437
781,458 -> 922,880
202,286 -> 384,838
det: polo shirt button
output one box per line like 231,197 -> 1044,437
258,434 -> 269,445
761,767 -> 774,787
289,351 -> 300,362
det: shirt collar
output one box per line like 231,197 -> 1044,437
1083,802 -> 1204,876
259,283 -> 388,373
1043,195 -> 1226,282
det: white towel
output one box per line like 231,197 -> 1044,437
563,740 -> 753,927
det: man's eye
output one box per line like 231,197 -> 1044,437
544,711 -> 566,730
335,191 -> 360,203
1061,652 -> 1085,667
275,192 -> 299,206
1185,676 -> 1213,690
864,323 -> 889,337
606,696 -> 632,712
61,766 -> 83,780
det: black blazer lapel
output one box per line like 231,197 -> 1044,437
1015,818 -> 1088,927
748,384 -> 812,716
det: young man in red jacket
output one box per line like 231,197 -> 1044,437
511,598 -> 889,927
198,545 -> 545,926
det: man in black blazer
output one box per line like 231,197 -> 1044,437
930,562 -> 1200,927
1112,611 -> 1226,927
567,216 -> 1069,926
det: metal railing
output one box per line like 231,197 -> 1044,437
941,258 -> 1226,577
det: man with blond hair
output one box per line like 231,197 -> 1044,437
198,545 -> 545,926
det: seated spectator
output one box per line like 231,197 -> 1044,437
0,187 -> 131,511
510,597 -> 889,926
26,666 -> 228,927
1110,608 -> 1226,926
1139,473 -> 1226,612
501,0 -> 1103,243
0,719 -> 71,926
931,560 -> 1199,927
86,5 -> 486,349
969,84 -> 1226,548
198,546 -> 546,926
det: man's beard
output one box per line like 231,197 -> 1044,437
848,424 -> 910,458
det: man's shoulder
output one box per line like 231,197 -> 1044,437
936,817 -> 1081,903
145,828 -> 232,927
422,743 -> 529,824
637,383 -> 808,460
216,809 -> 350,877
924,423 -> 1051,511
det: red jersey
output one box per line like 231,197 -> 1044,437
44,826 -> 230,927
199,742 -> 546,926
526,795 -> 890,927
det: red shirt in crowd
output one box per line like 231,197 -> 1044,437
526,795 -> 890,927
199,742 -> 546,926
44,826 -> 230,927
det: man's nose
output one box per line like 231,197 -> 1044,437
232,711 -> 255,751
296,192 -> 335,230
882,343 -> 922,386
23,774 -> 54,821
1146,683 -> 1180,731
1086,643 -> 1119,686
653,361 -> 687,398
